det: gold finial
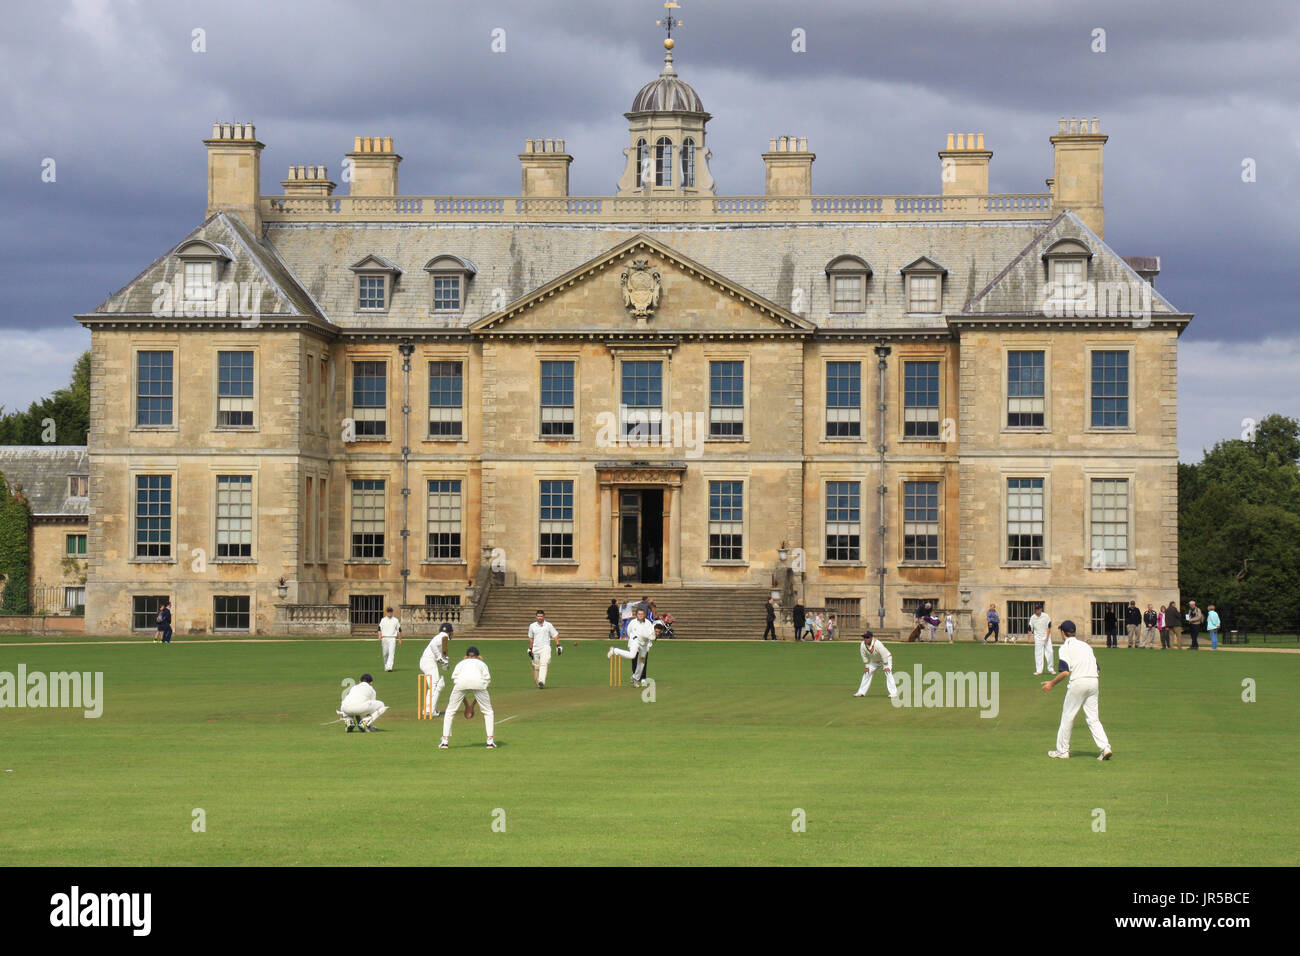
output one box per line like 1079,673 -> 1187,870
657,1 -> 682,51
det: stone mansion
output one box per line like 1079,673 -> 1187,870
75,33 -> 1189,638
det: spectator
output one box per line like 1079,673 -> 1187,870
1185,601 -> 1204,651
762,597 -> 778,641
923,605 -> 940,643
606,599 -> 621,640
1157,604 -> 1169,650
1166,601 -> 1183,649
646,598 -> 658,622
824,614 -> 837,642
1124,601 -> 1142,648
944,609 -> 955,643
792,602 -> 806,642
984,604 -> 1000,643
1142,604 -> 1159,648
1104,607 -> 1118,649
1206,605 -> 1221,650
621,599 -> 635,638
811,612 -> 825,641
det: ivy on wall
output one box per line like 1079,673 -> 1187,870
0,473 -> 32,614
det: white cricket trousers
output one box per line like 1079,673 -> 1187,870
1034,635 -> 1055,673
857,663 -> 898,698
342,699 -> 387,727
1056,677 -> 1110,755
611,642 -> 647,680
380,637 -> 397,670
442,688 -> 494,740
420,664 -> 445,714
533,645 -> 552,685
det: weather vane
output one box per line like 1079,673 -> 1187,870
656,1 -> 682,49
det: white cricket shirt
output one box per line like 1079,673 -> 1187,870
1057,636 -> 1099,680
452,658 -> 492,690
341,682 -> 376,709
529,620 -> 558,648
420,633 -> 448,670
1029,612 -> 1052,641
627,618 -> 655,650
860,639 -> 892,667
378,616 -> 401,638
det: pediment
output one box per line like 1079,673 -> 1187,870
471,234 -> 814,336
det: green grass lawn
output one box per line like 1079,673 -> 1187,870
1,637 -> 1296,866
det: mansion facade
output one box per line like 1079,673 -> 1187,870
76,38 -> 1189,637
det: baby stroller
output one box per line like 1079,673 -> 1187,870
657,613 -> 677,639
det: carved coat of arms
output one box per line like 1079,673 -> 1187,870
620,258 -> 662,319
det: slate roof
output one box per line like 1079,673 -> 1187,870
0,446 -> 89,518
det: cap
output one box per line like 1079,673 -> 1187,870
466,646 -> 481,656
440,622 -> 454,634
860,630 -> 874,640
1059,620 -> 1076,635
360,673 -> 373,683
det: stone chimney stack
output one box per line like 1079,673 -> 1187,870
347,136 -> 401,197
1050,117 -> 1108,237
205,122 -> 264,232
281,164 -> 337,197
519,138 -> 573,197
938,132 -> 992,196
762,136 -> 815,196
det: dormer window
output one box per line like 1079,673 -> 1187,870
175,240 -> 233,307
68,475 -> 89,498
825,255 -> 872,313
423,256 -> 478,315
1041,239 -> 1093,314
350,256 -> 402,313
900,257 -> 948,314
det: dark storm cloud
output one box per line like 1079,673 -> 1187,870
0,0 -> 1296,352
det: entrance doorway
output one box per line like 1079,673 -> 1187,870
618,489 -> 664,584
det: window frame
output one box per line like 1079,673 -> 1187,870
706,357 -> 747,442
1085,345 -> 1136,433
538,356 -> 578,441
1002,345 -> 1051,433
704,476 -> 748,565
213,594 -> 252,633
899,356 -> 943,442
823,359 -> 864,442
536,476 -> 577,565
1084,473 -> 1136,570
347,477 -> 388,562
214,348 -> 257,431
825,255 -> 872,314
899,476 -> 943,566
900,257 -> 947,315
131,472 -> 176,563
1001,474 -> 1050,568
425,477 -> 465,564
133,348 -> 176,430
822,478 -> 865,566
213,473 -> 256,562
426,359 -> 465,441
349,357 -> 389,441
619,358 -> 666,443
65,533 -> 87,556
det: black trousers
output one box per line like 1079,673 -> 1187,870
1187,624 -> 1200,649
984,623 -> 999,642
762,621 -> 777,640
1105,629 -> 1118,648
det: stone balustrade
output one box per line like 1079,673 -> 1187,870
263,193 -> 1052,223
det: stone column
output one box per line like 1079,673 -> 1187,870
600,484 -> 612,584
667,484 -> 682,586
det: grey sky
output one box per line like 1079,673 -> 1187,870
1,0 -> 1297,459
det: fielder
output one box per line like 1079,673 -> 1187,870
1029,604 -> 1055,675
854,631 -> 900,700
439,647 -> 495,749
608,606 -> 654,686
528,610 -> 559,689
1041,620 -> 1112,761
419,622 -> 453,716
377,606 -> 402,672
338,674 -> 387,732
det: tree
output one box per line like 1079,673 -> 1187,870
1179,414 -> 1300,630
0,350 -> 91,445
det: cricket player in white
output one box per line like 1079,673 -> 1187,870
1029,605 -> 1055,675
439,647 -> 495,749
854,631 -> 900,700
528,610 -> 559,689
609,608 -> 654,685
377,607 -> 402,672
338,674 -> 387,732
419,622 -> 453,716
1041,620 -> 1112,761
944,611 -> 955,643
